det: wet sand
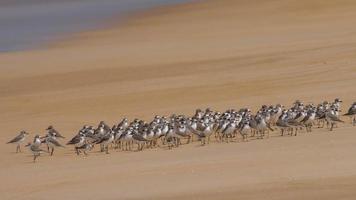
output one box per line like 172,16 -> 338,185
1,0 -> 356,199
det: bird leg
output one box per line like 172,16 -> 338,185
106,145 -> 109,154
100,144 -> 104,152
50,147 -> 54,156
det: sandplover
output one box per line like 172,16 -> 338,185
276,110 -> 291,136
75,143 -> 94,155
7,131 -> 29,153
194,121 -> 214,145
220,119 -> 238,143
239,120 -> 251,142
43,135 -> 64,156
95,130 -> 114,154
25,141 -> 46,163
67,132 -> 86,155
301,109 -> 316,132
255,114 -> 273,138
119,127 -> 134,151
132,130 -> 148,151
344,102 -> 356,125
325,108 -> 344,131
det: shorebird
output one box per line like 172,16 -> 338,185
43,135 -> 64,156
239,120 -> 251,142
113,126 -> 125,149
286,117 -> 303,136
174,122 -> 192,144
94,121 -> 111,152
119,127 -> 134,151
276,110 -> 291,136
269,104 -> 283,125
255,113 -> 273,138
344,102 -> 356,125
220,119 -> 238,143
132,129 -> 148,151
333,98 -> 343,115
7,131 -> 29,153
164,124 -> 180,149
325,108 -> 344,131
96,130 -> 114,154
25,142 -> 46,163
301,109 -> 316,132
75,143 -> 94,155
67,132 -> 86,155
193,121 -> 214,145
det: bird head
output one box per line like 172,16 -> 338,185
21,131 -> 29,135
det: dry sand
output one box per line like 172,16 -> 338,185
1,0 -> 356,199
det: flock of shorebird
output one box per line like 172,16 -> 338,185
6,99 -> 356,162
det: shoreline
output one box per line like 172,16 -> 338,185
0,0 -> 196,53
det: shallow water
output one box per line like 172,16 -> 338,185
0,0 -> 192,52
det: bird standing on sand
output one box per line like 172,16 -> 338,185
95,130 -> 114,154
75,143 -> 94,155
25,142 -> 46,163
67,132 -> 86,155
344,102 -> 356,125
276,110 -> 291,136
325,108 -> 344,131
239,120 -> 251,142
7,131 -> 29,153
43,134 -> 64,156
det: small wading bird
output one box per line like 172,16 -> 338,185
325,107 -> 344,131
7,131 -> 29,153
25,135 -> 48,163
25,143 -> 46,163
42,134 -> 64,156
344,102 -> 356,126
9,98 -> 356,163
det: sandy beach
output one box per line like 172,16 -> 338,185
1,0 -> 356,199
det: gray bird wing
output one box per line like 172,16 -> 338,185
344,107 -> 356,116
328,113 -> 344,122
67,135 -> 81,145
7,134 -> 24,144
132,134 -> 147,142
48,137 -> 64,147
276,119 -> 290,128
31,145 -> 46,152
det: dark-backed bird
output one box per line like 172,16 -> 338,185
7,131 -> 29,153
